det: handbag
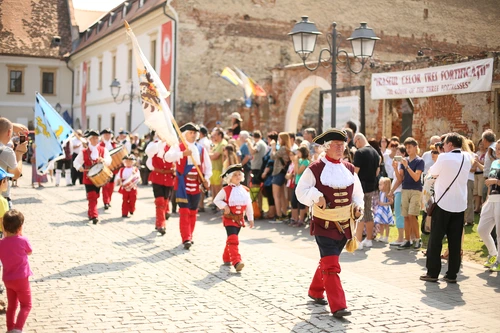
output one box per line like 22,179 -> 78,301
426,154 -> 464,217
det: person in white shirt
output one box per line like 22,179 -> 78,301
164,123 -> 212,249
420,133 -> 472,283
383,138 -> 399,181
70,130 -> 85,185
296,128 -> 363,318
421,135 -> 441,176
73,130 -> 112,224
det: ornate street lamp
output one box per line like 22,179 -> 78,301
109,78 -> 139,132
289,16 -> 380,128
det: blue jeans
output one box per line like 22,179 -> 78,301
394,192 -> 404,229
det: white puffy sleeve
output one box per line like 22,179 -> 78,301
296,168 -> 323,207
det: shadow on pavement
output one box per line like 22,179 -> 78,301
32,261 -> 137,282
12,197 -> 43,205
378,247 -> 423,265
114,232 -> 157,248
290,301 -> 348,333
420,282 -> 466,310
476,271 -> 500,292
193,267 -> 240,290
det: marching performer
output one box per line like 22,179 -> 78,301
164,123 -> 212,249
99,128 -> 117,210
146,136 -> 175,235
117,129 -> 132,155
296,129 -> 363,318
55,141 -> 73,186
213,164 -> 254,272
116,154 -> 140,218
73,130 -> 112,224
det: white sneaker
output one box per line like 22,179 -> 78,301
363,239 -> 373,248
356,241 -> 364,250
381,236 -> 389,243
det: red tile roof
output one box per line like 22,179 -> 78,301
72,0 -> 166,56
0,0 -> 73,59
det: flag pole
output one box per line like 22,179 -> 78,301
124,21 -> 207,186
169,114 -> 207,185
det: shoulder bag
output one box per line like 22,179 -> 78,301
426,154 -> 464,217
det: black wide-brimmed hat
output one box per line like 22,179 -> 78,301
118,130 -> 129,135
100,128 -> 112,135
85,129 -> 99,138
313,129 -> 347,145
122,154 -> 137,161
221,164 -> 243,178
180,122 -> 199,133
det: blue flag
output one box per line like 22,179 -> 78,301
34,95 -> 64,174
35,93 -> 74,147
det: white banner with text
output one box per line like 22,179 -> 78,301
371,58 -> 493,100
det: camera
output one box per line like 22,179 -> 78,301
435,142 -> 443,148
19,135 -> 26,144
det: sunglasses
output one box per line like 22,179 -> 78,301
390,144 -> 399,148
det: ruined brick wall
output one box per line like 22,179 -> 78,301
170,0 -> 500,136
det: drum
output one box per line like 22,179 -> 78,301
122,173 -> 141,191
109,145 -> 128,171
88,163 -> 113,187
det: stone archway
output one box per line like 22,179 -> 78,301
285,75 -> 331,132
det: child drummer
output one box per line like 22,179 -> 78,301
213,164 -> 254,272
73,130 -> 112,224
116,154 -> 140,218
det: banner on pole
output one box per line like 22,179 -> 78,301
371,58 -> 493,100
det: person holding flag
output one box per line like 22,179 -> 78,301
164,123 -> 212,249
73,130 -> 112,224
146,135 -> 176,236
100,128 -> 117,210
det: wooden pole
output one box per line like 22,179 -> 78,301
170,116 -> 206,185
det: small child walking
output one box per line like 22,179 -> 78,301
0,209 -> 33,333
374,177 -> 394,243
116,154 -> 140,218
214,164 -> 254,272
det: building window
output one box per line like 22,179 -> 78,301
127,49 -> 133,80
139,0 -> 145,8
40,68 -> 57,95
76,70 -> 80,96
7,66 -> 25,94
98,60 -> 103,90
42,72 -> 55,94
98,115 -> 102,132
111,114 -> 116,132
108,12 -> 115,26
150,39 -> 157,70
112,55 -> 116,80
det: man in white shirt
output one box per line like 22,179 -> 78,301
421,133 -> 472,283
296,128 -> 363,318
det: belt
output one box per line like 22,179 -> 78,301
475,172 -> 483,175
154,168 -> 175,174
223,213 -> 245,227
312,203 -> 359,252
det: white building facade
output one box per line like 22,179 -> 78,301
70,0 -> 176,135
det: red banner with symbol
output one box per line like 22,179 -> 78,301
160,21 -> 173,107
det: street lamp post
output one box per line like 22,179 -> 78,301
110,78 -> 139,132
288,16 -> 379,128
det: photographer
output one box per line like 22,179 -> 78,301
0,118 -> 28,206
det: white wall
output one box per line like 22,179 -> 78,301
0,55 -> 72,127
71,11 -> 167,137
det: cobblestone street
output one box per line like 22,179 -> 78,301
8,165 -> 500,332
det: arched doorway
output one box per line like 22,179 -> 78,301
285,75 -> 331,133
